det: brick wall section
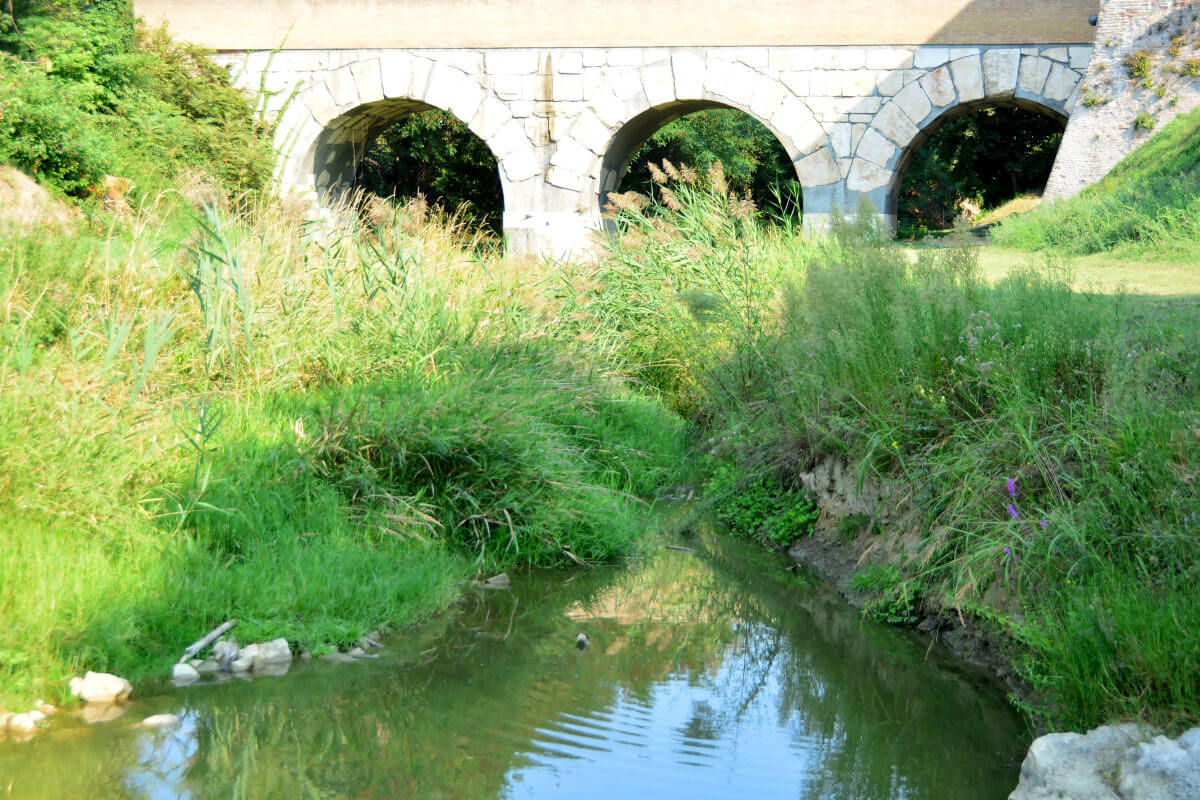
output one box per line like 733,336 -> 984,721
1045,0 -> 1200,198
135,0 -> 1098,50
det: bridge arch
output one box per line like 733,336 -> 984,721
273,55 -> 542,235
841,50 -> 1085,227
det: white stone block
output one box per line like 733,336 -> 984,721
736,49 -> 769,69
1069,46 -> 1092,71
808,70 -> 842,97
1018,56 -> 1052,95
865,48 -> 913,70
607,68 -> 644,102
490,118 -> 529,157
350,58 -> 383,103
1043,47 -> 1069,63
303,82 -> 342,126
781,70 -> 810,96
877,70 -> 905,96
588,87 -> 626,128
379,52 -> 414,98
772,97 -> 825,154
984,49 -> 1021,97
1044,63 -> 1079,102
920,65 -> 955,107
471,95 -> 513,141
842,70 -> 879,96
502,148 -> 541,183
950,55 -> 985,102
607,49 -> 643,67
827,122 -> 853,156
856,127 -> 897,166
546,165 -> 585,192
847,157 -> 891,191
557,51 -> 584,75
705,59 -> 760,104
832,96 -> 880,115
914,47 -> 950,69
549,75 -> 584,102
796,147 -> 839,186
748,78 -> 787,120
672,51 -> 706,98
783,49 -> 820,71
950,47 -> 980,60
486,50 -> 539,75
873,100 -> 916,146
852,123 -> 866,149
326,65 -> 359,108
425,65 -> 484,122
642,61 -> 676,106
894,81 -> 932,124
550,138 -> 596,174
491,74 -> 524,101
582,49 -> 606,67
570,112 -> 613,154
828,48 -> 867,70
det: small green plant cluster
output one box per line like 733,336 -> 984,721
0,1 -> 271,198
703,461 -> 818,548
1124,50 -> 1153,79
1135,112 -> 1158,130
850,565 -> 918,624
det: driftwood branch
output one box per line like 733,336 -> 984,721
179,619 -> 237,663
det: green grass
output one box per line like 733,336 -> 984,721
993,106 -> 1200,257
0,195 -> 687,708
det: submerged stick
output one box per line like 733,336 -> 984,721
179,619 -> 237,663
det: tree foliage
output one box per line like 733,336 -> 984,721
357,110 -> 503,233
620,109 -> 798,214
898,106 -> 1064,235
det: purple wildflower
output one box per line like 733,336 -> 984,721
1003,547 -> 1012,555
1006,503 -> 1020,520
1038,519 -> 1048,530
1006,478 -> 1017,498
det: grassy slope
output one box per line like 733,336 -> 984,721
993,107 -> 1200,257
0,197 -> 687,708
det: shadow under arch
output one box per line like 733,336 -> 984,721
309,97 -> 506,222
884,97 -> 1069,223
597,99 -> 808,229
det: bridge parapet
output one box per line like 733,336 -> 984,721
218,43 -> 1088,256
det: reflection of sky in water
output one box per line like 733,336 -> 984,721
124,712 -> 198,800
504,628 -> 917,800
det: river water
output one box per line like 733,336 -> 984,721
0,524 -> 1029,799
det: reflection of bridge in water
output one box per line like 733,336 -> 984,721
138,0 -> 1127,256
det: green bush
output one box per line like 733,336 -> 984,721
704,461 -> 818,548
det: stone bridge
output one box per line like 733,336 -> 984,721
138,0 -> 1106,256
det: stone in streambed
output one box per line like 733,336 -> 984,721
172,663 -> 201,683
319,652 -> 358,664
7,713 -> 38,734
238,638 -> 292,671
193,659 -> 220,674
348,647 -> 378,659
483,573 -> 510,589
213,639 -> 239,669
1009,723 -> 1200,800
230,656 -> 253,673
69,671 -> 133,704
78,702 -> 128,724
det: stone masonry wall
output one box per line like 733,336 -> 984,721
218,44 -> 1089,257
1046,1 -> 1200,198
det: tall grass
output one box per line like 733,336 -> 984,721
993,106 -> 1200,257
599,180 -> 1200,731
0,191 -> 685,707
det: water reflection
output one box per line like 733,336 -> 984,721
0,524 -> 1028,799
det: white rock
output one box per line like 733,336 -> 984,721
69,671 -> 132,704
919,66 -> 955,107
1043,64 -> 1079,103
950,56 -> 985,103
893,82 -> 932,125
795,148 -> 840,186
846,158 -> 890,192
137,714 -> 180,730
913,47 -> 950,69
253,638 -> 293,667
7,713 -> 37,734
230,656 -> 253,673
872,102 -> 919,146
1018,56 -> 1053,95
172,663 -> 201,683
856,128 -> 896,167
983,49 -> 1021,97
1008,723 -> 1172,800
483,572 -> 511,589
1116,729 -> 1200,800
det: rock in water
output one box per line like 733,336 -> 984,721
137,714 -> 180,730
576,632 -> 590,649
69,671 -> 133,704
7,713 -> 38,734
212,639 -> 239,670
171,663 -> 201,683
1009,723 -> 1200,800
253,638 -> 292,667
483,573 -> 510,589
